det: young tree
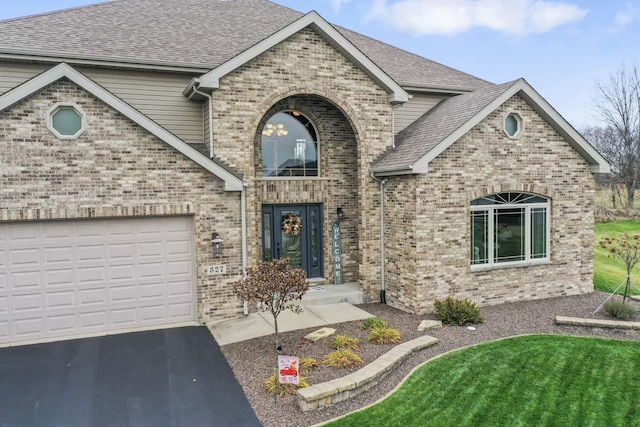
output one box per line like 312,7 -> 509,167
591,63 -> 640,209
598,233 -> 640,302
232,258 -> 308,349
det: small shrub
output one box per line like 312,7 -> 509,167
264,369 -> 310,396
331,335 -> 359,351
434,297 -> 483,326
360,317 -> 388,331
367,327 -> 402,344
299,357 -> 318,375
323,349 -> 364,369
604,299 -> 638,320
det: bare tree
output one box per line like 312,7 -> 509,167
591,63 -> 640,209
232,258 -> 308,350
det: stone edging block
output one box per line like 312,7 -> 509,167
297,335 -> 438,411
555,315 -> 640,330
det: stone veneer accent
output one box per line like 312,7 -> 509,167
0,79 -> 244,322
384,95 -> 597,314
211,27 -> 394,299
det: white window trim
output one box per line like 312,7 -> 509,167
261,110 -> 321,179
470,201 -> 550,271
503,111 -> 524,139
47,103 -> 87,140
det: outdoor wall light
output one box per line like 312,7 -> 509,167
212,232 -> 224,257
337,207 -> 344,220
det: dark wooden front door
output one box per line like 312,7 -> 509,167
262,204 -> 323,278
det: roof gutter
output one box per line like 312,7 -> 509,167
186,80 -> 215,159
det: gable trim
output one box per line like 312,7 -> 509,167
0,63 -> 245,191
395,79 -> 610,175
197,11 -> 409,104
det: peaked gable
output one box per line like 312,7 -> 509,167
0,63 -> 244,191
374,79 -> 610,175
197,11 -> 409,104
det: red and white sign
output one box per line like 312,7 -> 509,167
278,355 -> 299,385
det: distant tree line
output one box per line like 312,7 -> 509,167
582,63 -> 640,210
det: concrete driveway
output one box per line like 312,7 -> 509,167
0,327 -> 261,427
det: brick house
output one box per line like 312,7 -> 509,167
0,0 -> 609,346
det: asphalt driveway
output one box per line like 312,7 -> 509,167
0,327 -> 261,427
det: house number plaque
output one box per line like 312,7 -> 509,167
332,220 -> 343,285
207,265 -> 227,275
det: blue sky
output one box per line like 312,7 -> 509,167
1,0 -> 637,129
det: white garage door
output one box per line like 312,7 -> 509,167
0,216 -> 196,345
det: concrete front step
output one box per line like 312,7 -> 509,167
302,282 -> 363,306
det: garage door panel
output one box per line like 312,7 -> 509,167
78,245 -> 105,261
0,216 -> 195,345
10,248 -> 41,267
12,271 -> 41,289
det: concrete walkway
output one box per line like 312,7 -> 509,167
208,302 -> 374,345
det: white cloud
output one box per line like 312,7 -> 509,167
331,0 -> 351,12
366,0 -> 588,36
610,4 -> 635,33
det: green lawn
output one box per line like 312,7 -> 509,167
326,335 -> 640,427
594,220 -> 640,295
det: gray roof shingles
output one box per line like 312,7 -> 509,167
0,0 -> 490,91
374,80 -> 519,172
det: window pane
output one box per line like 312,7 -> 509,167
494,208 -> 525,263
263,210 -> 272,261
52,107 -> 82,136
262,111 -> 318,177
531,208 -> 547,259
471,210 -> 489,265
505,115 -> 518,136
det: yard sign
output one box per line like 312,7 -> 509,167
278,355 -> 299,385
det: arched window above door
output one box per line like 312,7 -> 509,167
261,111 -> 318,177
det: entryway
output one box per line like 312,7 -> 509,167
262,204 -> 323,278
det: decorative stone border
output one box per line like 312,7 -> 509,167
296,335 -> 439,411
555,316 -> 640,330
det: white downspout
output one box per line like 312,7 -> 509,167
241,183 -> 249,315
191,87 -> 214,159
191,84 -> 248,315
371,172 -> 388,303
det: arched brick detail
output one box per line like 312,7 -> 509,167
468,182 -> 556,202
248,85 -> 367,148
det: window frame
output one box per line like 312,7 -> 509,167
470,193 -> 550,270
260,110 -> 320,179
503,112 -> 523,139
47,103 -> 87,140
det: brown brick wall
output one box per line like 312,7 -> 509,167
384,95 -> 596,314
0,79 -> 244,322
212,28 -> 394,297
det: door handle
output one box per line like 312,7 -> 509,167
276,242 -> 281,258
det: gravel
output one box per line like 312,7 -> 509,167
220,292 -> 640,427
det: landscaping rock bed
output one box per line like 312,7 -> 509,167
220,292 -> 640,427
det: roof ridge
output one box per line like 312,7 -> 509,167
0,0 -> 128,24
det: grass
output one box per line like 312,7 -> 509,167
594,220 -> 640,295
326,335 -> 640,427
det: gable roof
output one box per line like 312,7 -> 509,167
0,63 -> 245,191
373,79 -> 610,175
0,0 -> 490,92
198,11 -> 408,103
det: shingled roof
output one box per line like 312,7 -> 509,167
373,79 -> 610,174
0,0 -> 490,92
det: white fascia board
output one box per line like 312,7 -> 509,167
0,63 -> 244,191
198,11 -> 409,104
411,79 -> 611,174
